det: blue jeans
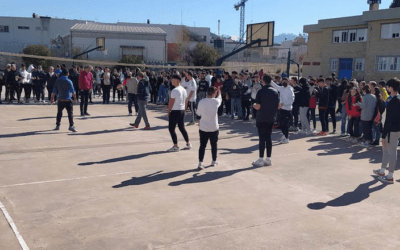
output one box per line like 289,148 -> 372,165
341,105 -> 349,134
158,85 -> 166,104
372,118 -> 381,142
231,98 -> 242,118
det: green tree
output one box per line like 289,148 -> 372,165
190,43 -> 220,67
118,55 -> 143,65
390,0 -> 400,8
22,45 -> 53,69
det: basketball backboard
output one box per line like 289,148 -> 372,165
96,37 -> 105,51
246,21 -> 274,47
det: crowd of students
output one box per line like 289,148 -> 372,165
1,62 -> 400,184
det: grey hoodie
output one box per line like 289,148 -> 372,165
359,94 -> 376,121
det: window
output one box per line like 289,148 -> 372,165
329,58 -> 338,71
381,23 -> 400,39
0,25 -> 9,32
376,56 -> 400,72
18,26 -> 29,30
355,58 -> 365,72
333,28 -> 368,43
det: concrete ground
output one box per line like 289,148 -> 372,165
1,100 -> 400,250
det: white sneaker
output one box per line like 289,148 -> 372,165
340,133 -> 347,137
298,130 -> 306,134
197,162 -> 205,170
264,158 -> 272,166
312,129 -> 317,134
360,142 -> 370,148
128,113 -> 133,116
211,161 -> 218,166
167,146 -> 180,152
184,143 -> 192,150
280,135 -> 285,141
252,158 -> 265,167
280,138 -> 289,144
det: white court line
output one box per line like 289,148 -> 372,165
0,200 -> 30,250
0,171 -> 141,188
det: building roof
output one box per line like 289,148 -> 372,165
71,23 -> 166,35
304,7 -> 400,33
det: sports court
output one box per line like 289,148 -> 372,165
1,103 -> 400,250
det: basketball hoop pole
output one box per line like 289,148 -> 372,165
215,38 -> 262,67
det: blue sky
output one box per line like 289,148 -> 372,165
0,0 -> 392,36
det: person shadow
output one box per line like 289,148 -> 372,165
113,169 -> 198,188
307,175 -> 387,210
79,151 -> 169,166
168,165 -> 265,186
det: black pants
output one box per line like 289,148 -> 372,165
73,84 -> 80,101
307,108 -> 316,129
56,100 -> 74,127
337,99 -> 342,113
319,109 -> 327,132
241,99 -> 251,119
21,84 -> 32,99
150,92 -> 158,104
0,84 -> 3,102
251,99 -> 257,120
279,109 -> 291,138
35,83 -> 45,101
169,110 -> 189,145
291,104 -> 300,127
199,130 -> 219,162
102,85 -> 111,104
257,122 -> 274,158
11,83 -> 20,102
47,86 -> 54,101
5,84 -> 11,101
80,90 -> 90,114
348,117 -> 360,137
326,107 -> 337,131
113,85 -> 123,101
128,93 -> 138,114
362,120 -> 373,141
223,95 -> 231,115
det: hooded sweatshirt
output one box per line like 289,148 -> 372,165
271,81 -> 294,111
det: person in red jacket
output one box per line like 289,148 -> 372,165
78,66 -> 93,116
346,87 -> 362,143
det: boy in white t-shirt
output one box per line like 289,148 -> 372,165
196,86 -> 222,170
167,74 -> 192,152
181,71 -> 197,126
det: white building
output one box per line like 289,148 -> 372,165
70,23 -> 167,62
0,15 -> 211,62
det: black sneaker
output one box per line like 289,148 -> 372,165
84,113 -> 90,116
371,140 -> 379,146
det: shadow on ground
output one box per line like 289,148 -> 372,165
307,175 -> 387,210
0,130 -> 67,138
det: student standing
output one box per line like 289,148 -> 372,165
51,68 -> 77,132
298,78 -> 312,135
252,74 -> 280,167
7,64 -> 21,104
373,78 -> 400,184
78,66 -> 93,116
182,71 -> 197,126
357,85 -> 376,147
271,77 -> 294,144
167,74 -> 191,152
315,78 -> 330,136
45,66 -> 58,102
251,74 -> 262,123
69,66 -> 80,102
307,78 -> 318,132
101,67 -> 112,104
124,72 -> 138,116
196,86 -> 222,170
32,65 -> 46,103
197,71 -> 209,107
346,87 -> 362,143
325,77 -> 337,134
130,72 -> 151,130
222,72 -> 233,116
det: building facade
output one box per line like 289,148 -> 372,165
302,7 -> 400,81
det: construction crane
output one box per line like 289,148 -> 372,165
234,0 -> 248,43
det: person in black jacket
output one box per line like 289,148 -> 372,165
371,86 -> 385,146
315,78 -> 330,135
229,76 -> 243,119
252,74 -> 279,167
7,64 -> 21,104
222,72 -> 233,116
326,77 -> 337,133
290,77 -> 301,131
130,72 -> 151,130
69,66 -> 80,102
298,78 -> 312,135
373,77 -> 400,184
45,66 -> 58,102
32,65 -> 46,103
149,71 -> 158,104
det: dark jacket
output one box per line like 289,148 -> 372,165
293,85 -> 302,105
255,85 -> 280,123
327,84 -> 338,107
45,72 -> 58,89
382,95 -> 400,141
32,70 -> 46,85
198,80 -> 209,93
137,79 -> 151,101
315,86 -> 330,108
298,84 -> 310,107
241,84 -> 251,100
69,71 -> 80,87
229,82 -> 242,98
7,70 -> 20,85
149,76 -> 158,93
222,77 -> 233,95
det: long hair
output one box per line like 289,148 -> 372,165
347,89 -> 361,111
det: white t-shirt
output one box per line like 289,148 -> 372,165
182,78 -> 197,102
171,85 -> 188,110
197,94 -> 222,132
